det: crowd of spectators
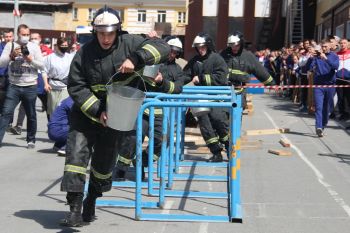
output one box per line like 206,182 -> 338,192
256,36 -> 350,132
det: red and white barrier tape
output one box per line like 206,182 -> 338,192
242,84 -> 350,89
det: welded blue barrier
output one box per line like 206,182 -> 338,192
96,86 -> 243,223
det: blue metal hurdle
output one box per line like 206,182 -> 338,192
96,87 -> 243,222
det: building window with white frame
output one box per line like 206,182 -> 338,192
88,8 -> 97,21
72,7 -> 78,20
138,10 -> 146,22
157,10 -> 166,23
178,11 -> 186,23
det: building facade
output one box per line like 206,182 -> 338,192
315,0 -> 350,41
70,1 -> 187,36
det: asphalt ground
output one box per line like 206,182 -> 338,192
0,93 -> 350,233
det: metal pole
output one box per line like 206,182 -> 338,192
14,0 -> 20,38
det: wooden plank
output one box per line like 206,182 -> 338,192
268,149 -> 292,156
279,138 -> 291,147
245,128 -> 290,136
246,102 -> 253,110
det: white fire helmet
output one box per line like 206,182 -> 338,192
93,9 -> 121,32
227,35 -> 240,46
192,35 -> 206,47
167,37 -> 183,52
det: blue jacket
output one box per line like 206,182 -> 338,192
48,97 -> 73,129
0,42 -> 8,76
308,52 -> 339,85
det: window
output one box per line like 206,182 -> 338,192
229,0 -> 244,17
178,12 -> 186,23
72,8 -> 78,20
157,10 -> 166,23
347,21 -> 350,40
255,0 -> 271,17
88,8 -> 97,21
138,10 -> 146,22
335,24 -> 344,39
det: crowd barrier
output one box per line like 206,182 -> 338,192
94,85 -> 243,222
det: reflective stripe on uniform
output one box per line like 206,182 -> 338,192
263,75 -> 274,85
81,95 -> 98,113
229,69 -> 249,75
206,136 -> 219,145
144,108 -> 163,115
91,167 -> 112,180
91,84 -> 107,93
80,95 -> 100,123
204,74 -> 211,86
168,81 -> 175,93
117,154 -> 133,165
142,44 -> 161,64
153,154 -> 159,161
64,164 -> 87,175
220,134 -> 229,142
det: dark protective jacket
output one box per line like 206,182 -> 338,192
142,59 -> 186,116
142,59 -> 185,94
220,47 -> 274,86
68,34 -> 170,126
183,51 -> 228,86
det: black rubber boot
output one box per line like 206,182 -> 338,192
208,153 -> 223,162
82,186 -> 102,223
60,192 -> 83,227
224,142 -> 230,159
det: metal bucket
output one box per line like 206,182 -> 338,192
106,85 -> 145,131
191,99 -> 211,117
143,64 -> 160,79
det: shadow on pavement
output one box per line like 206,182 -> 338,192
14,210 -> 81,233
318,153 -> 350,165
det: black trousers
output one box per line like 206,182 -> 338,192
336,79 -> 350,116
61,122 -> 132,193
197,107 -> 229,155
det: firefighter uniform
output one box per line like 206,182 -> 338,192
116,58 -> 186,169
62,33 -> 169,192
184,33 -> 229,162
60,7 -> 170,227
220,32 -> 275,108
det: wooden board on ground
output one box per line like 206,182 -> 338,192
245,128 -> 290,136
279,138 -> 291,147
268,149 -> 292,156
246,94 -> 253,102
241,140 -> 263,150
246,102 -> 253,110
243,109 -> 254,116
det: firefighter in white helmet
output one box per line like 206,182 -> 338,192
60,6 -> 170,227
113,35 -> 187,181
220,31 -> 275,108
183,32 -> 230,162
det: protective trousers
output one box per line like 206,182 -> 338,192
116,114 -> 164,166
61,125 -> 123,194
314,87 -> 335,129
197,107 -> 230,155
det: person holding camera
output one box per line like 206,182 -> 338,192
0,24 -> 44,148
306,40 -> 339,137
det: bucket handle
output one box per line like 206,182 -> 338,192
105,70 -> 148,92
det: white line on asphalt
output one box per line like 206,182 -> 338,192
264,111 -> 350,217
159,200 -> 174,233
199,207 -> 209,233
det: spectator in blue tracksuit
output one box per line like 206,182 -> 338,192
306,40 -> 339,137
48,96 -> 73,155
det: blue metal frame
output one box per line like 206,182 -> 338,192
96,86 -> 243,222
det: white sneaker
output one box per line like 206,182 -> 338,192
57,149 -> 66,156
27,142 -> 35,149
